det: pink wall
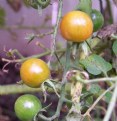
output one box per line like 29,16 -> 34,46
0,0 -> 117,57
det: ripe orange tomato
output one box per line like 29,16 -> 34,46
60,11 -> 93,42
20,58 -> 50,88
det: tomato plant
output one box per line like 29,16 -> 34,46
91,9 -> 104,32
60,11 -> 93,42
20,58 -> 50,88
14,94 -> 42,121
1,0 -> 117,121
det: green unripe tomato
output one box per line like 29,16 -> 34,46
14,94 -> 42,121
91,9 -> 104,32
37,0 -> 50,9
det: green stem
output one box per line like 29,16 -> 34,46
38,42 -> 71,121
0,25 -> 52,30
99,0 -> 104,15
2,49 -> 65,63
103,82 -> 117,121
12,49 -> 24,59
0,84 -> 54,95
85,76 -> 117,84
48,0 -> 63,67
38,85 -> 66,121
106,0 -> 113,24
103,72 -> 113,86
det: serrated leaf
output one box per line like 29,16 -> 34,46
76,0 -> 92,16
112,40 -> 117,55
89,84 -> 101,94
86,96 -> 93,106
80,54 -> 112,75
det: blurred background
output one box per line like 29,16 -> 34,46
0,0 -> 117,121
0,0 -> 116,57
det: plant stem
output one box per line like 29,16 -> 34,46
103,82 -> 117,121
85,76 -> 117,84
12,49 -> 24,59
0,25 -> 52,30
38,85 -> 66,121
83,84 -> 115,117
99,0 -> 104,15
1,76 -> 117,95
38,42 -> 71,121
106,0 -> 113,24
2,49 -> 65,63
48,0 -> 63,67
34,31 -> 53,39
0,84 -> 54,95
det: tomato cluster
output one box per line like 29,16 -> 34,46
14,7 -> 104,121
15,58 -> 50,120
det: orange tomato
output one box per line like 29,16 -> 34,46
60,11 -> 93,42
20,58 -> 50,88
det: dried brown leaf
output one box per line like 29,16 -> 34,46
97,24 -> 117,39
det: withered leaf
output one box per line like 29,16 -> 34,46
97,24 -> 117,39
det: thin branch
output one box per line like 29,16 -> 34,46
103,82 -> 117,121
0,84 -> 54,95
35,31 -> 53,38
48,0 -> 63,67
2,49 -> 65,63
83,85 -> 115,117
37,42 -> 70,121
0,25 -> 52,30
99,0 -> 104,15
85,76 -> 117,84
106,0 -> 113,24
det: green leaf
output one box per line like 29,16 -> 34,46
89,84 -> 101,94
0,7 -> 6,26
86,96 -> 93,106
76,0 -> 92,16
112,40 -> 117,55
104,91 -> 112,103
80,54 -> 112,75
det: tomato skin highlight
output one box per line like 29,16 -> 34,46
60,11 -> 93,42
20,58 -> 50,88
14,94 -> 42,121
91,9 -> 104,32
